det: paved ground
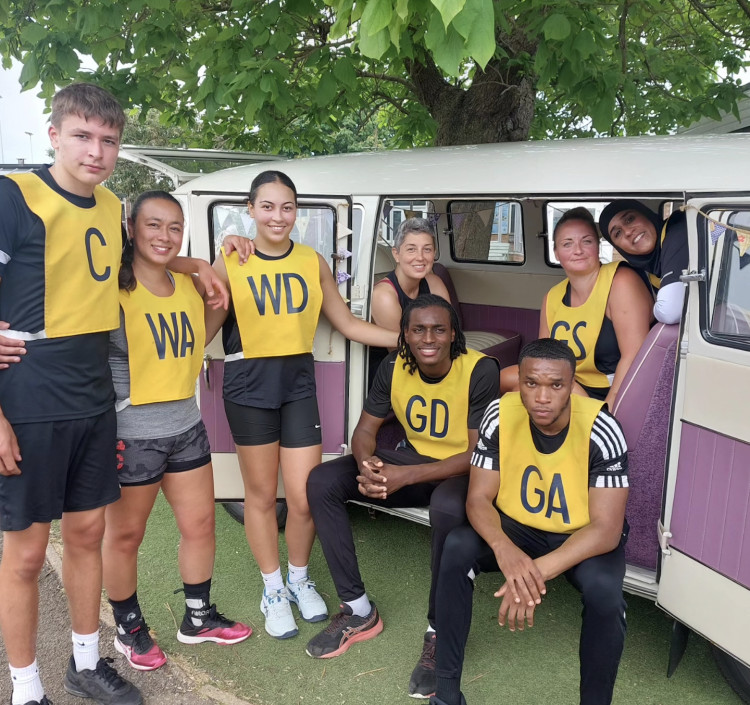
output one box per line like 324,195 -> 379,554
0,533 -> 249,705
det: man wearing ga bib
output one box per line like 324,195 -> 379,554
0,84 -> 142,705
431,339 -> 629,705
306,295 -> 499,697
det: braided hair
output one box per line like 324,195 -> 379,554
396,294 -> 467,375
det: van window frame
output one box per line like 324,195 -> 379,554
698,200 -> 750,353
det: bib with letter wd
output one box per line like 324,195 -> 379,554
223,242 -> 323,358
8,173 -> 120,337
120,272 -> 205,405
545,261 -> 620,390
496,393 -> 603,533
391,348 -> 484,460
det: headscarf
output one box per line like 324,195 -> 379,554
598,199 -> 665,275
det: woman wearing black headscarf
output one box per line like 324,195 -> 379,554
599,200 -> 688,324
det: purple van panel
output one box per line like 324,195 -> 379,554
199,359 -> 346,455
460,303 -> 540,347
670,423 -> 750,589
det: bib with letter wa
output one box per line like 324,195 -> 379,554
496,393 -> 603,533
8,173 -> 120,337
223,243 -> 323,358
545,261 -> 619,390
119,272 -> 205,405
391,348 -> 484,460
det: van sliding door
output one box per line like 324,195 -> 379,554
658,197 -> 750,669
194,194 -> 353,500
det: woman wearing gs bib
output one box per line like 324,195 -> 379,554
501,208 -> 652,409
209,170 -> 397,640
102,192 -> 251,672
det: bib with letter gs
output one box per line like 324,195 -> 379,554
120,272 -> 205,405
8,173 -> 121,337
545,261 -> 620,390
496,393 -> 603,533
391,348 -> 484,460
223,242 -> 322,358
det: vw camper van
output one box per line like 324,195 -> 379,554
174,134 -> 750,700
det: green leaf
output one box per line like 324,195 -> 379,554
316,71 -> 338,107
359,26 -> 390,59
395,0 -> 409,21
20,22 -> 48,44
590,94 -> 615,132
543,13 -> 571,41
432,0 -> 466,29
56,46 -> 80,75
425,14 -> 465,75
360,0 -> 393,35
452,0 -> 495,68
333,57 -> 357,88
573,29 -> 596,59
18,54 -> 39,88
149,0 -> 170,9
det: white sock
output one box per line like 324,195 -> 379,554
261,567 -> 285,593
10,660 -> 45,705
72,630 -> 100,672
345,593 -> 372,618
287,562 -> 309,584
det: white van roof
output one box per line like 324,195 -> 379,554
174,134 -> 749,197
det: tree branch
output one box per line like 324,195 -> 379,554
618,0 -> 631,75
357,70 -> 416,92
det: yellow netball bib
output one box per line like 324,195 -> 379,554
496,393 -> 603,533
391,348 -> 484,460
8,173 -> 120,337
545,261 -> 620,390
223,243 -> 323,358
120,272 -> 205,405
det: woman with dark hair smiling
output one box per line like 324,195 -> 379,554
598,200 -> 688,324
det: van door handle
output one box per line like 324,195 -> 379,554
680,269 -> 706,283
203,354 -> 212,389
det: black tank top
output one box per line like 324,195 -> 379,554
384,271 -> 431,309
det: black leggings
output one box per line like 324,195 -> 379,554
435,515 -> 628,705
306,447 -> 469,626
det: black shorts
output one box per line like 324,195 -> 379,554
224,396 -> 322,448
0,408 -> 120,531
117,421 -> 212,487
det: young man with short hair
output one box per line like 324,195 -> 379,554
430,338 -> 629,705
306,294 -> 500,699
0,82 -> 142,705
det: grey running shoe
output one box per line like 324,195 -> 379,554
63,656 -> 142,705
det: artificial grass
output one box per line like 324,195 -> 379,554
135,495 -> 741,705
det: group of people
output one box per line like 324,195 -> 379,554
0,80 -> 688,705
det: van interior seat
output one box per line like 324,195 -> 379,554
431,262 -> 521,369
611,322 -> 679,571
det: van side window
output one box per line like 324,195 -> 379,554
706,207 -> 750,340
380,200 -> 436,248
449,200 -> 523,264
209,202 -> 335,264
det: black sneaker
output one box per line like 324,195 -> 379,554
176,604 -> 252,645
409,631 -> 437,698
428,695 -> 466,705
114,615 -> 167,671
305,602 -> 383,659
16,698 -> 53,705
63,656 -> 143,705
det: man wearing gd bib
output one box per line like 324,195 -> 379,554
306,294 -> 499,700
431,338 -> 629,705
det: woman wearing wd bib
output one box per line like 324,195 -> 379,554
103,192 -> 251,672
501,208 -> 652,409
210,170 -> 397,640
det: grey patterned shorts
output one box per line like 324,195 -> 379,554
116,420 -> 212,486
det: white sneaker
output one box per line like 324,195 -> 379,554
260,588 -> 298,639
286,576 -> 329,623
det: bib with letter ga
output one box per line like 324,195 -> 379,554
496,393 -> 603,533
545,261 -> 620,390
391,348 -> 484,460
223,243 -> 323,358
8,173 -> 120,337
120,272 -> 205,405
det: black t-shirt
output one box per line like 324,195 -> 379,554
659,210 -> 689,289
0,167 -> 114,423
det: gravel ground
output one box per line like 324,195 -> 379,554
0,533 -> 251,705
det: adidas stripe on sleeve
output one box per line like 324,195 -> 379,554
589,408 -> 629,488
471,399 -> 500,471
